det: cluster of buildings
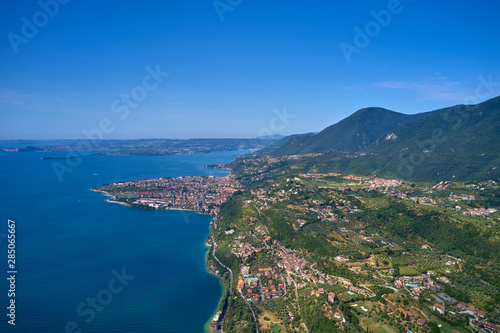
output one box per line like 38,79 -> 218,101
394,275 -> 442,295
299,172 -> 341,179
433,181 -> 451,190
345,285 -> 370,297
385,183 -> 498,220
314,195 -> 361,216
277,249 -> 308,273
250,185 -> 300,206
235,228 -> 375,308
463,207 -> 498,217
219,167 -> 496,327
310,288 -> 326,296
479,322 -> 500,332
343,175 -> 402,190
432,302 -> 487,318
457,303 -> 486,317
100,175 -> 241,211
237,266 -> 284,302
448,194 -> 476,202
249,177 -> 363,219
262,280 -> 284,299
233,240 -> 268,258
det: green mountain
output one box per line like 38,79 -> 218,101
272,107 -> 439,156
351,95 -> 500,181
269,96 -> 500,181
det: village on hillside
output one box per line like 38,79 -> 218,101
93,163 -> 499,333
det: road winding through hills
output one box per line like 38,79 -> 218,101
211,216 -> 233,333
211,215 -> 259,333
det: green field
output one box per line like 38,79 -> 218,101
429,316 -> 468,333
399,265 -> 420,276
390,254 -> 447,274
361,317 -> 397,333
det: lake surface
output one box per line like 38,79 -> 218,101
0,147 -> 247,332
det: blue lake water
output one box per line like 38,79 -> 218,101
0,148 -> 247,332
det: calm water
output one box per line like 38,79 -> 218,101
0,147 -> 247,332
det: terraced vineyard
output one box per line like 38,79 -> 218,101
383,254 -> 449,273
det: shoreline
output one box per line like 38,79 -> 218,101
94,187 -> 227,332
203,225 -> 226,333
92,188 -> 215,213
91,188 -> 133,207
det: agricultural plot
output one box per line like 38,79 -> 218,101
362,317 -> 397,333
399,265 -> 420,276
390,254 -> 446,273
429,316 -> 468,333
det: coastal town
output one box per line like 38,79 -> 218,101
206,168 -> 499,332
93,159 -> 499,332
93,175 -> 241,213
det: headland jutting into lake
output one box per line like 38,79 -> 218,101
93,174 -> 241,214
93,174 -> 242,331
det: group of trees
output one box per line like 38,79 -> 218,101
214,167 -> 500,331
299,298 -> 343,332
371,199 -> 499,260
223,297 -> 257,333
265,209 -> 339,258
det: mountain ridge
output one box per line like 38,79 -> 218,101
267,95 -> 500,181
271,107 -> 442,156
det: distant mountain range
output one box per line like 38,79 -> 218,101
269,95 -> 500,181
1,138 -> 281,156
256,132 -> 318,154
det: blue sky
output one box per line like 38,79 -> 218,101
1,0 -> 499,139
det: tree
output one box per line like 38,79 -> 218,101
429,322 -> 441,333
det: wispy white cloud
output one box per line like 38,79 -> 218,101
373,73 -> 473,103
341,85 -> 366,91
